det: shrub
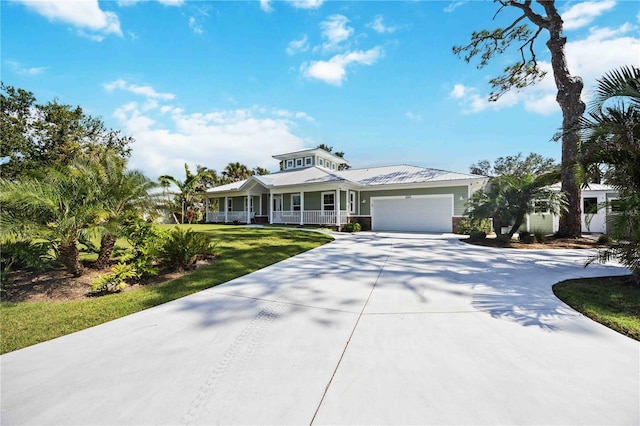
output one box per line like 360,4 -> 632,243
518,231 -> 537,244
497,234 -> 512,244
1,240 -> 54,282
91,263 -> 137,293
532,229 -> 548,243
343,222 -> 362,233
469,231 -> 487,242
158,227 -> 216,271
597,234 -> 612,245
457,218 -> 491,235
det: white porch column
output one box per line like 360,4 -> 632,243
335,188 -> 340,227
259,194 -> 263,216
246,195 -> 251,224
224,196 -> 228,223
205,198 -> 209,222
300,191 -> 304,226
269,192 -> 273,224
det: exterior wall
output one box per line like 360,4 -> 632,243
277,191 -> 345,211
359,186 -> 468,216
527,214 -> 554,234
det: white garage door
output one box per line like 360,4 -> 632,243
371,196 -> 453,232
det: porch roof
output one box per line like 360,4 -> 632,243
204,164 -> 486,196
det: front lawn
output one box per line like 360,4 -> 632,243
0,225 -> 333,354
553,275 -> 640,341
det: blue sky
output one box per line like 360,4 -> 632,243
3,0 -> 639,180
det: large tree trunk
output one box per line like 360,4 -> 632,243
95,233 -> 116,269
59,233 -> 83,277
543,2 -> 585,238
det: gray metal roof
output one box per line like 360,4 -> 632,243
204,164 -> 486,194
338,165 -> 485,186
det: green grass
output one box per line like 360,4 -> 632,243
553,275 -> 640,341
0,225 -> 333,354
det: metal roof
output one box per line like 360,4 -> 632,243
338,165 -> 485,186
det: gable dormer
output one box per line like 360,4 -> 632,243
273,148 -> 348,171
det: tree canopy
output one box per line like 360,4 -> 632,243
1,83 -> 132,180
454,0 -> 585,237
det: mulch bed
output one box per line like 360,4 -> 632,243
462,235 -> 603,250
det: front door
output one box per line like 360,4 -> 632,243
272,195 -> 282,223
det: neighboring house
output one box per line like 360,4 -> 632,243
203,148 -> 488,233
524,183 -> 620,234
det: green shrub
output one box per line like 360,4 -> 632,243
91,262 -> 137,293
1,240 -> 54,283
518,231 -> 537,244
343,222 -> 362,233
158,227 -> 215,271
532,229 -> 548,243
469,231 -> 487,242
457,218 -> 491,235
497,234 -> 512,244
597,234 -> 612,245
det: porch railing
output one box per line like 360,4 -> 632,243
272,210 -> 348,225
207,210 -> 348,225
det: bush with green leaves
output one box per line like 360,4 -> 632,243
469,231 -> 487,242
532,229 -> 548,243
457,218 -> 491,235
91,263 -> 137,293
518,231 -> 536,244
343,222 -> 362,233
120,220 -> 166,278
1,240 -> 55,284
158,227 -> 215,271
597,234 -> 612,245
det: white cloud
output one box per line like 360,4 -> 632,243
104,79 -> 176,100
285,0 -> 324,9
562,0 -> 616,30
444,1 -> 470,13
449,23 -> 639,115
286,35 -> 309,55
5,60 -> 47,76
319,14 -> 354,53
189,16 -> 203,35
301,47 -> 383,85
406,112 -> 422,121
260,0 -> 273,12
111,101 -> 309,179
15,0 -> 122,39
157,0 -> 184,5
367,15 -> 398,34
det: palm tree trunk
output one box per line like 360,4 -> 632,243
95,233 -> 116,269
59,233 -> 83,277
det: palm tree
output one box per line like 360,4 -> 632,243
159,164 -> 216,224
222,162 -> 252,183
579,65 -> 640,282
253,166 -> 270,176
466,170 -> 566,239
0,160 -> 105,276
93,155 -> 157,268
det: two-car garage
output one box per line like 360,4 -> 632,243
370,195 -> 454,233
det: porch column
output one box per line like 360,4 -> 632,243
269,192 -> 273,224
224,196 -> 228,223
205,198 -> 209,222
246,195 -> 251,224
335,189 -> 340,227
300,191 -> 304,226
259,194 -> 263,216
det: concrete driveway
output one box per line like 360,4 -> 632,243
1,233 -> 638,425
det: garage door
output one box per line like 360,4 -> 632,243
371,196 -> 453,232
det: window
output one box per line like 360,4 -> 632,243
291,194 -> 301,211
227,198 -> 233,212
244,197 -> 253,212
322,192 -> 335,211
305,157 -> 312,166
331,163 -> 337,170
286,160 -> 294,169
533,201 -> 549,214
349,191 -> 356,214
296,158 -> 303,167
318,158 -> 324,167
609,199 -> 622,212
583,197 -> 598,215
